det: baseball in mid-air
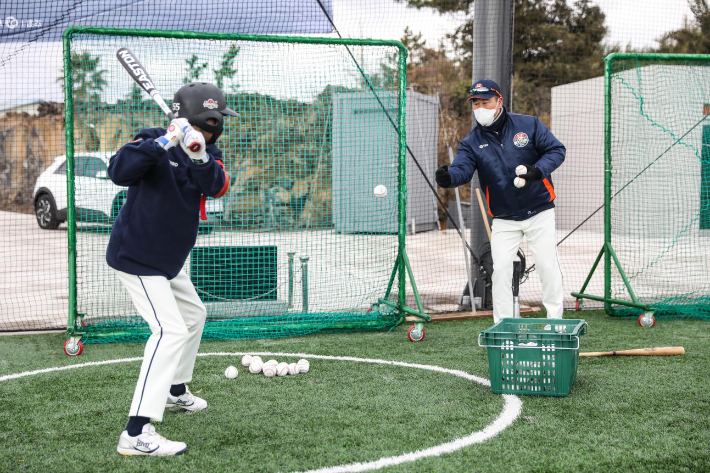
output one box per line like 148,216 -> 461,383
224,366 -> 238,379
514,177 -> 526,188
374,185 -> 388,198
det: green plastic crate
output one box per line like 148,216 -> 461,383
478,319 -> 588,397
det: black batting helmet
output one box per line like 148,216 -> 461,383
171,82 -> 238,144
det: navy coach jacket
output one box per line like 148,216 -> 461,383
448,108 -> 565,221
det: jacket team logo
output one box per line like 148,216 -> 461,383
203,99 -> 218,109
513,132 -> 529,148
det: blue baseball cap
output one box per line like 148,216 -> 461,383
467,79 -> 503,101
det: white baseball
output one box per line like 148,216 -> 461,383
265,359 -> 278,367
241,355 -> 253,367
276,362 -> 289,376
515,165 -> 527,176
297,359 -> 310,374
514,177 -> 526,188
263,364 -> 277,377
224,366 -> 238,379
251,356 -> 262,364
374,185 -> 387,198
287,363 -> 299,375
249,359 -> 263,374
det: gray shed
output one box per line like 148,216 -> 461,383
332,89 -> 440,234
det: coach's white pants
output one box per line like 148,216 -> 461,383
490,208 -> 564,323
116,270 -> 206,422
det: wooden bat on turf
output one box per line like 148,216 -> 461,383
579,346 -> 685,357
116,48 -> 175,119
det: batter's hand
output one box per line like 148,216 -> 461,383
181,127 -> 208,164
155,118 -> 190,150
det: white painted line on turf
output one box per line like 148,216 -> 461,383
198,352 -> 522,473
0,352 -> 522,473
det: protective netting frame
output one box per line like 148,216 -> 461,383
573,52 -> 710,320
62,27 -> 429,344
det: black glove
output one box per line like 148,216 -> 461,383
435,165 -> 452,188
516,163 -> 542,182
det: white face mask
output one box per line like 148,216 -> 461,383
474,106 -> 498,127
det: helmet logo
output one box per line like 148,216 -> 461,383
203,99 -> 218,109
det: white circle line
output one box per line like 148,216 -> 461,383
0,351 -> 521,473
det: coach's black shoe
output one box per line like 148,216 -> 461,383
117,424 -> 188,456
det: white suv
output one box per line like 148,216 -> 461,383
33,152 -> 222,232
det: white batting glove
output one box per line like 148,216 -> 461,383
155,118 -> 191,150
180,127 -> 208,164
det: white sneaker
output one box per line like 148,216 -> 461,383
166,386 -> 208,412
117,424 -> 187,456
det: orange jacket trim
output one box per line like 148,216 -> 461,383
542,178 -> 556,202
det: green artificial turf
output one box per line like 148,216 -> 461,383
0,310 -> 708,473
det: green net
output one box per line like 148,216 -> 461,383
606,53 -> 710,319
65,29 -> 411,343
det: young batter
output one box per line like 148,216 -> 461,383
108,82 -> 236,456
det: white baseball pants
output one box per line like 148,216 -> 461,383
490,208 -> 564,323
115,269 -> 207,422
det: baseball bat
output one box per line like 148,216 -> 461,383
475,187 -> 492,241
116,48 -> 175,119
579,346 -> 685,357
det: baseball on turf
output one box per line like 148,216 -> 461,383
374,185 -> 387,198
241,354 -> 253,367
276,362 -> 289,376
514,177 -> 526,188
249,359 -> 263,374
224,366 -> 238,379
515,165 -> 527,176
287,363 -> 299,375
263,364 -> 277,377
265,359 -> 278,367
297,359 -> 310,374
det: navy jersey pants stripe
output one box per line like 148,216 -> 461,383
115,269 -> 207,422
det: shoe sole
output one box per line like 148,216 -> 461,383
117,445 -> 188,456
165,403 -> 208,412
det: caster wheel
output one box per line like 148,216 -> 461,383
407,325 -> 425,342
638,312 -> 656,328
575,299 -> 583,311
64,339 -> 84,356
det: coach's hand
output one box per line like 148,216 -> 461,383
435,165 -> 452,188
155,118 -> 190,150
515,163 -> 542,182
181,127 -> 208,164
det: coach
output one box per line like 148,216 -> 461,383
436,79 -> 565,323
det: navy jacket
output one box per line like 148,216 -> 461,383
106,128 -> 229,279
449,108 -> 565,220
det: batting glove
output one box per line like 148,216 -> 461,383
515,163 -> 542,182
155,118 -> 191,150
435,165 -> 452,188
181,127 -> 208,164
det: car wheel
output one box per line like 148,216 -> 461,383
111,191 -> 126,222
35,193 -> 61,229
